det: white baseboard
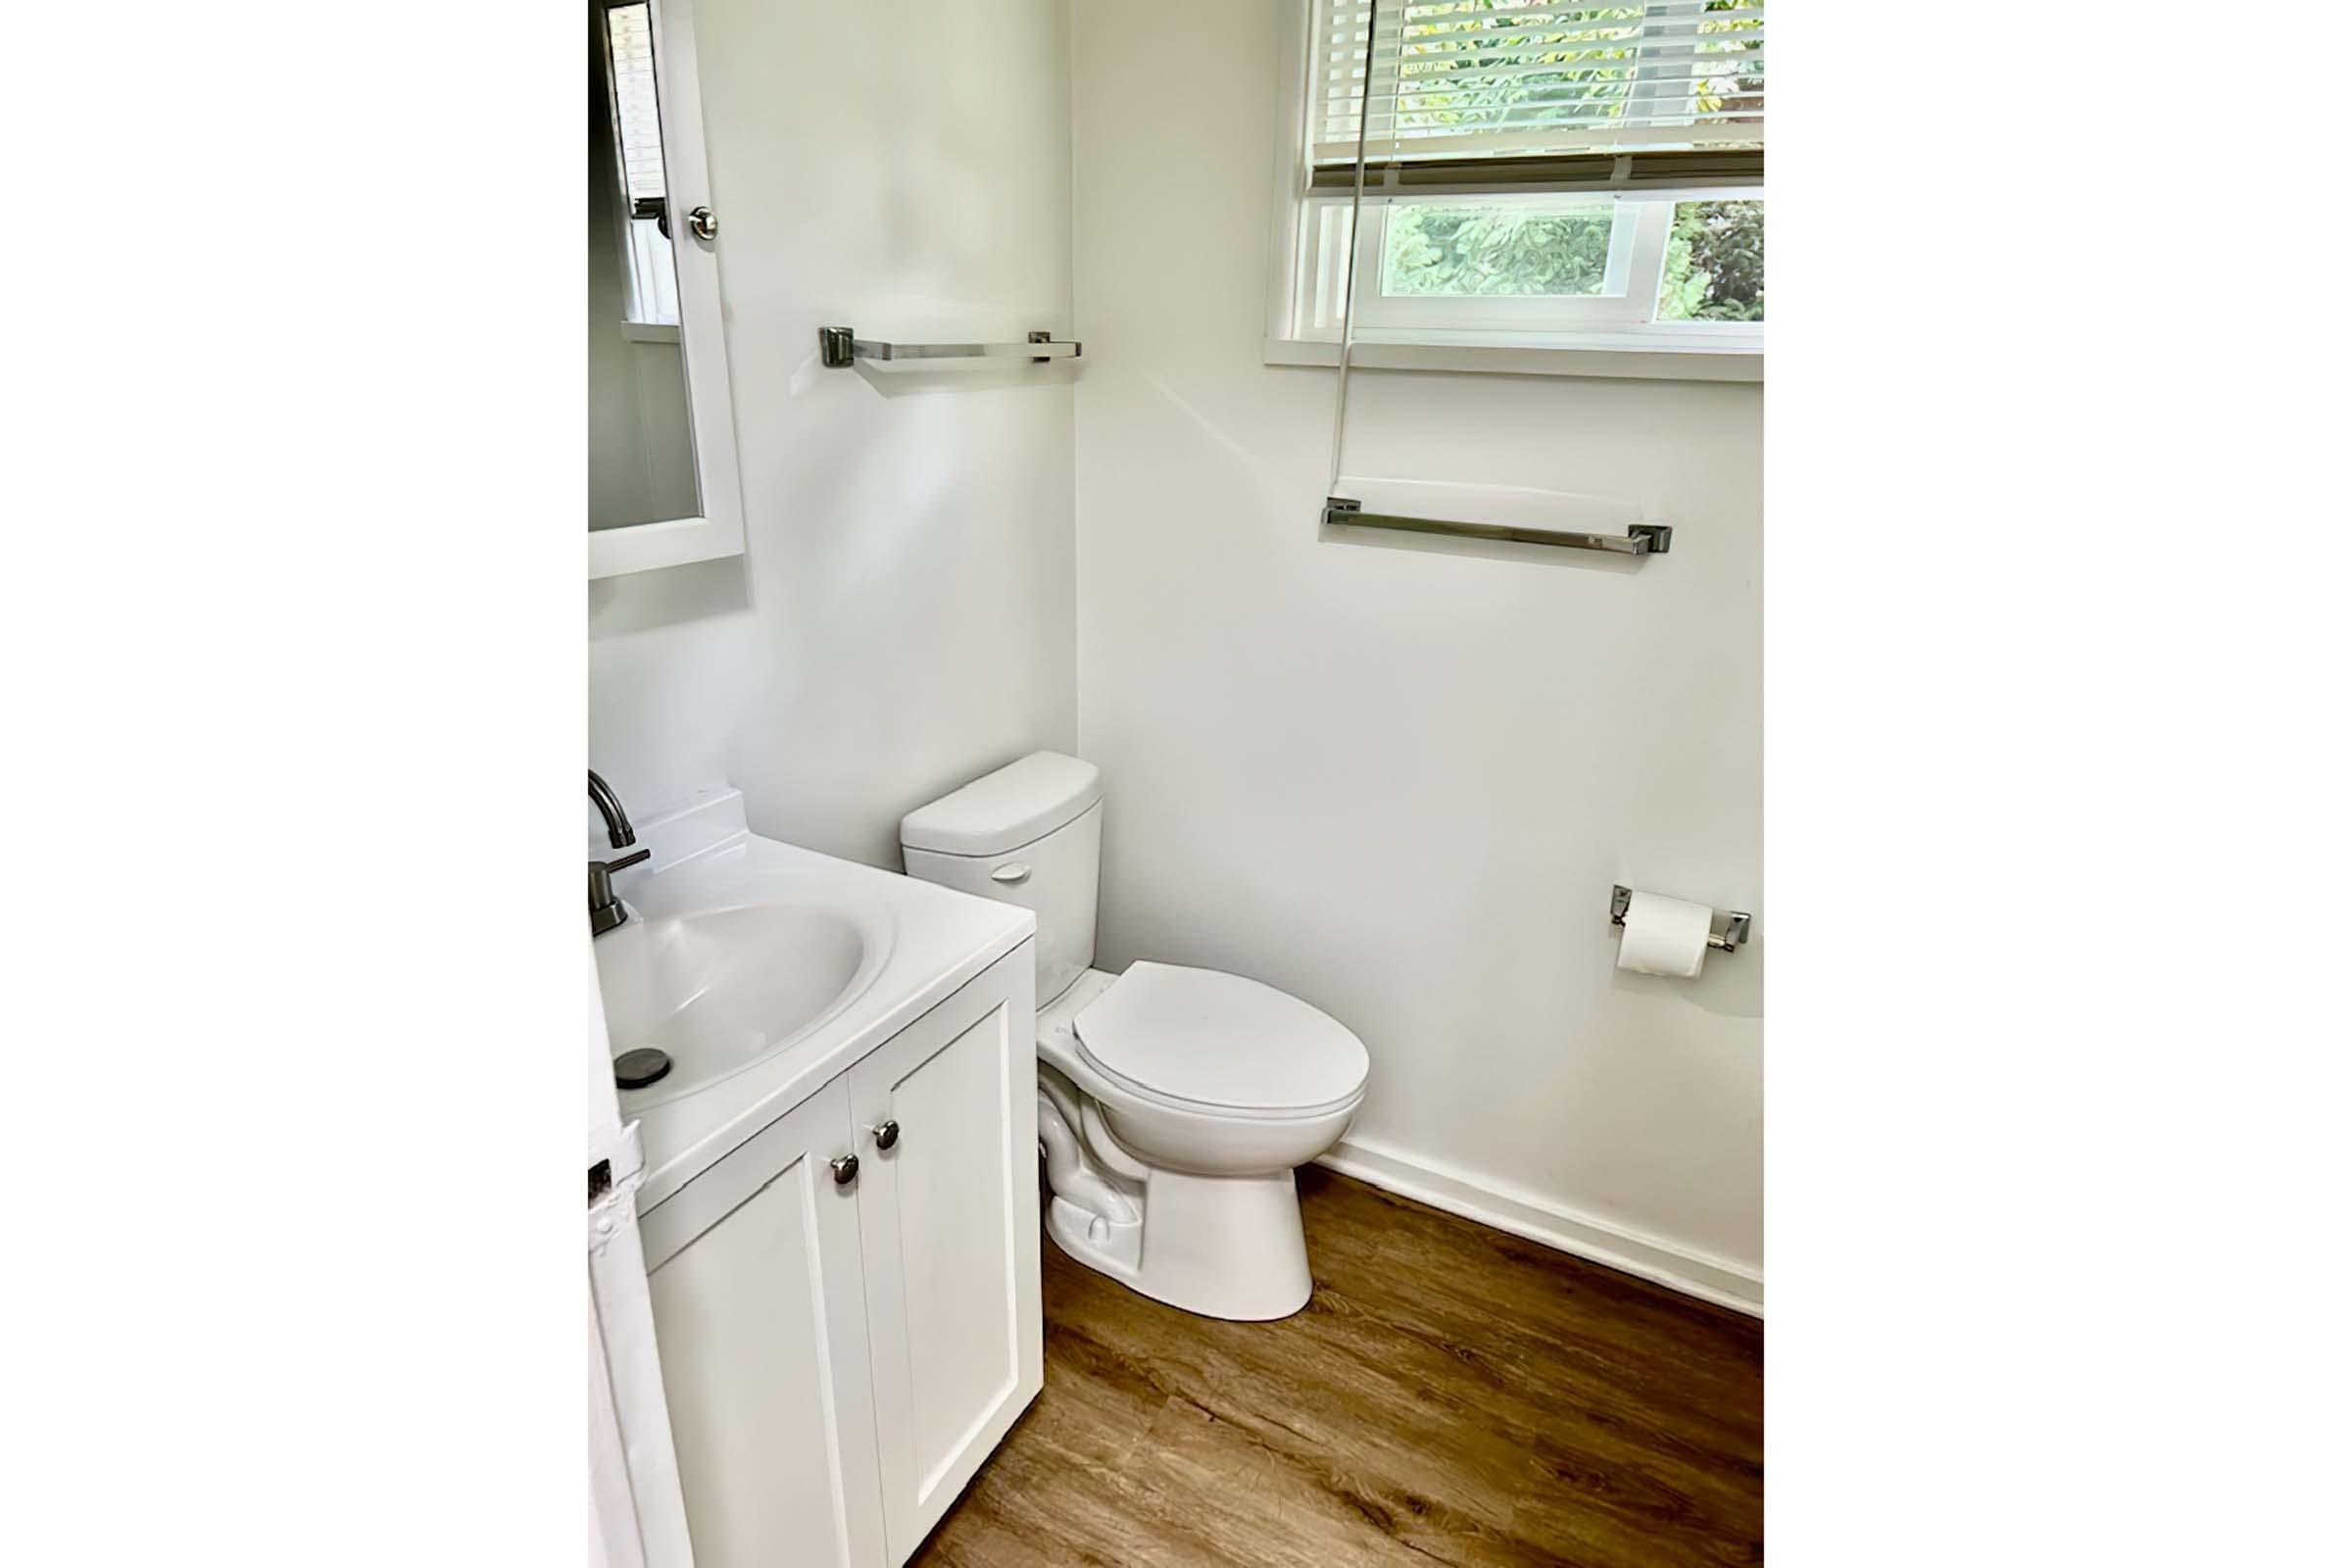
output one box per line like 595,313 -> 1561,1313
1315,1136 -> 1763,1317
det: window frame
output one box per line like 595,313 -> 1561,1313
1261,1 -> 1762,382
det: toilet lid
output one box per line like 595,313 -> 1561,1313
1074,962 -> 1369,1113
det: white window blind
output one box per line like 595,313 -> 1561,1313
605,2 -> 667,205
599,0 -> 678,326
1307,0 -> 1763,173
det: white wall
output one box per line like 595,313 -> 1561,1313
589,0 -> 1077,866
1069,0 -> 1762,1288
590,0 -> 1762,1299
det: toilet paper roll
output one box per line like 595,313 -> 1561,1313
1614,890 -> 1714,979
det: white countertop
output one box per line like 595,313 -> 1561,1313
596,789 -> 1035,1211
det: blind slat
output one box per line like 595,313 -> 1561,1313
1387,56 -> 1762,88
1352,65 -> 1768,104
604,1 -> 668,204
1307,0 -> 1765,166
1321,1 -> 1763,28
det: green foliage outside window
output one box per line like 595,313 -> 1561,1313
1656,201 -> 1764,321
1384,205 -> 1616,298
1363,0 -> 1763,322
1381,199 -> 1764,322
1383,0 -> 1762,145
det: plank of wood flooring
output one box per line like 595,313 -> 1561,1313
911,1169 -> 1761,1568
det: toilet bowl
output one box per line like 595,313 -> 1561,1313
901,753 -> 1370,1321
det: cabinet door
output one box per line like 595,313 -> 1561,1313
639,1080 -> 885,1568
849,956 -> 1042,1560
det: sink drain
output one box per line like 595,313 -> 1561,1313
614,1048 -> 672,1091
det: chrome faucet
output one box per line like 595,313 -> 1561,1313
589,769 -> 651,937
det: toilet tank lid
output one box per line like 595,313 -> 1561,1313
900,751 -> 1102,857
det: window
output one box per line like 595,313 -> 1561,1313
1283,0 -> 1763,357
599,0 -> 679,327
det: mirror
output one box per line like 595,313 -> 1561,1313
587,0 -> 745,579
590,0 -> 697,532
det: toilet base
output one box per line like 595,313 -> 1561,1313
1046,1166 -> 1314,1322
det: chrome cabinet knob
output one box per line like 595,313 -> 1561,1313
687,204 -> 717,241
870,1118 -> 900,1152
830,1152 -> 858,1186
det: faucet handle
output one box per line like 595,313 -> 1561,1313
587,848 -> 654,938
588,848 -> 653,912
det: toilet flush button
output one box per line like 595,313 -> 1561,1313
990,862 -> 1032,883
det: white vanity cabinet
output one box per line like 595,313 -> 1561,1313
847,962 -> 1044,1554
636,949 -> 1040,1568
640,1078 -> 888,1567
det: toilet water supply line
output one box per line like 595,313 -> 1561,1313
1324,0 -> 1379,505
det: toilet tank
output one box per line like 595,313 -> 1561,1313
900,752 -> 1102,1006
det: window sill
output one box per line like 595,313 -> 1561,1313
620,320 -> 681,345
1262,334 -> 1761,384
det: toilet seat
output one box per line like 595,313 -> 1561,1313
1074,961 -> 1369,1117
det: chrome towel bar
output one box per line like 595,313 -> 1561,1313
819,326 -> 1080,368
1610,884 -> 1751,954
1324,498 -> 1671,556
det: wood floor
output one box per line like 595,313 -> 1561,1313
911,1167 -> 1762,1567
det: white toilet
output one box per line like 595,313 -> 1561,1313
902,752 -> 1369,1321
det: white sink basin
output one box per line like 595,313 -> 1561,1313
590,788 -> 1036,1206
597,878 -> 894,1106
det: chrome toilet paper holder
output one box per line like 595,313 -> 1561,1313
1610,885 -> 1752,954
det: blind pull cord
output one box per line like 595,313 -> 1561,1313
1312,0 -> 1674,562
1324,0 -> 1380,504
